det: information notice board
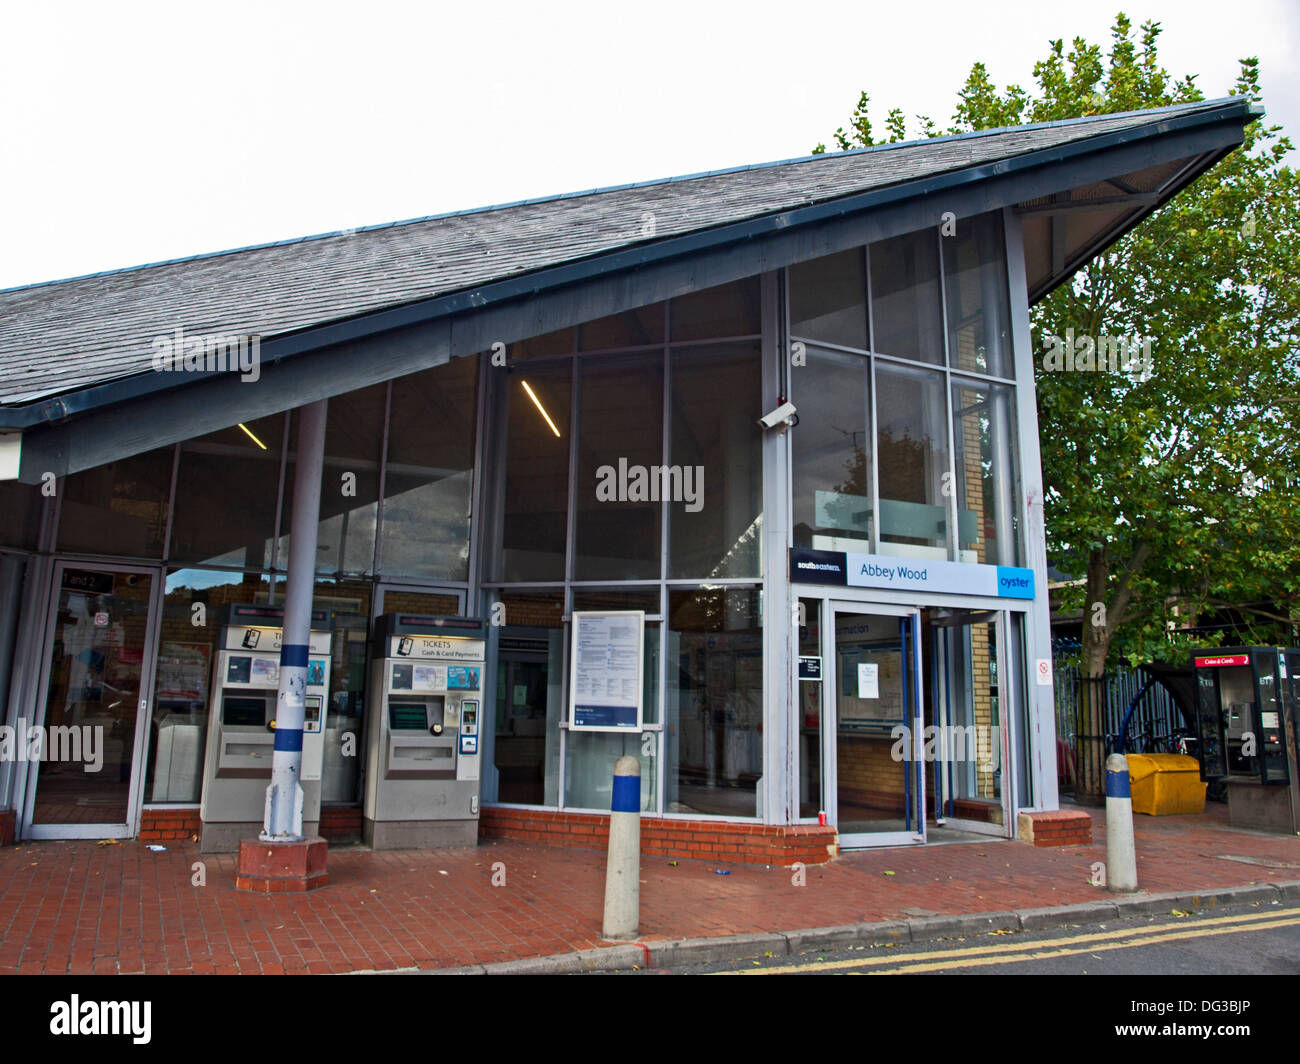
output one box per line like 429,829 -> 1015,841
569,611 -> 644,730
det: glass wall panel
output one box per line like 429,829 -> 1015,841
0,479 -> 43,550
789,249 -> 868,350
670,277 -> 761,342
875,364 -> 949,557
790,347 -> 871,552
146,569 -> 275,803
279,386 -> 385,575
490,591 -> 564,805
314,578 -> 372,805
493,364 -> 572,582
870,230 -> 943,364
668,343 -> 762,578
380,355 -> 478,581
564,605 -> 660,811
666,588 -> 763,817
579,303 -> 665,350
58,446 -> 173,559
574,354 -> 663,580
944,212 -> 1012,378
951,378 -> 1020,566
170,415 -> 285,569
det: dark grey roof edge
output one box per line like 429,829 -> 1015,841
0,96 -> 1257,297
0,96 -> 1258,431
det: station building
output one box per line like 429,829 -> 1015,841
0,97 -> 1258,862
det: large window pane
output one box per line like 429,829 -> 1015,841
870,230 -> 943,364
875,364 -> 949,557
58,447 -> 173,559
279,387 -> 385,575
951,378 -> 1020,566
789,248 -> 868,350
489,591 -> 564,805
314,578 -> 373,806
493,364 -> 572,582
171,415 -> 284,568
564,606 -> 660,811
575,354 -> 663,580
147,569 -> 275,803
670,277 -> 761,342
666,588 -> 763,818
668,343 -> 762,578
790,346 -> 871,551
380,355 -> 478,581
944,212 -> 1012,378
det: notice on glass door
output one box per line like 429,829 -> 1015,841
570,611 -> 644,730
857,662 -> 879,699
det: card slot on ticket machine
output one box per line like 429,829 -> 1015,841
364,614 -> 486,849
199,603 -> 333,853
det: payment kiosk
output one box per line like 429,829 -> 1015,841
199,604 -> 334,852
1193,646 -> 1298,834
364,614 -> 486,849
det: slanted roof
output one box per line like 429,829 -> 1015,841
0,97 -> 1257,419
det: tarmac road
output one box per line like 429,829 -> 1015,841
654,900 -> 1300,975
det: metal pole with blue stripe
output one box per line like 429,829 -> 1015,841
263,398 -> 328,841
1104,753 -> 1138,892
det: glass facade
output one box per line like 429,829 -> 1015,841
4,207 -> 1036,833
788,210 -> 1021,565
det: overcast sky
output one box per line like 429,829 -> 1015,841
2,0 -> 1295,291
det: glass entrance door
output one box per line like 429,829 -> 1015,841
929,609 -> 1014,836
827,605 -> 924,847
24,563 -> 161,839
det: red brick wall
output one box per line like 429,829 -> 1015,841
140,806 -> 201,842
480,807 -> 839,865
320,806 -> 362,840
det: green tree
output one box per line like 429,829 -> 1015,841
818,14 -> 1300,800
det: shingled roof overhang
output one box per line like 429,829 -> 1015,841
0,96 -> 1259,482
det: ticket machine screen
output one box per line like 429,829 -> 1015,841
223,696 -> 269,727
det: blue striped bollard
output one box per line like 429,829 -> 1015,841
1105,753 -> 1138,892
602,756 -> 641,939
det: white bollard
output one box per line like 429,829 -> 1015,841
1105,753 -> 1138,892
602,755 -> 641,939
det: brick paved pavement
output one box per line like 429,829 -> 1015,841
1,803 -> 1297,974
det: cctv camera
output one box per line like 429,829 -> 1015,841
758,401 -> 798,430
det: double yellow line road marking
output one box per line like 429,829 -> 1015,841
722,907 -> 1300,975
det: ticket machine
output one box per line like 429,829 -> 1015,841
363,614 -> 486,849
199,603 -> 333,852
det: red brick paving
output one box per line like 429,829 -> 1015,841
1,803 -> 1297,974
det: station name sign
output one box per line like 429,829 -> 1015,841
789,548 -> 1035,600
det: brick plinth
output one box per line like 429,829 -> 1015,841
480,807 -> 839,865
0,808 -> 14,847
140,806 -> 201,842
1017,809 -> 1093,847
235,836 -> 329,892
